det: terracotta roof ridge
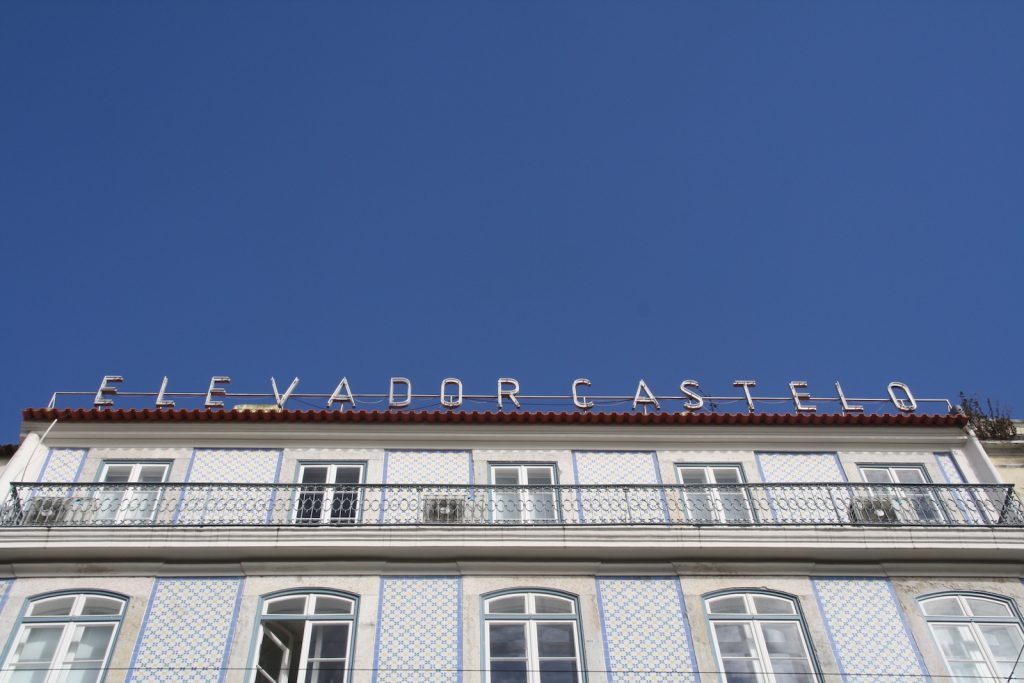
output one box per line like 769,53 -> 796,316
20,407 -> 969,428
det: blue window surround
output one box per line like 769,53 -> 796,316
487,462 -> 562,524
479,587 -> 589,683
701,588 -> 825,683
0,589 -> 129,683
917,589 -> 1024,675
243,588 -> 360,683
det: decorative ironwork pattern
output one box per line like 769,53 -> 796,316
1,482 -> 1021,528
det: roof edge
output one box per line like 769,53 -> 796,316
21,407 -> 969,428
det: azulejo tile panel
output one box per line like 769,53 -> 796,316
381,451 -> 472,523
373,577 -> 461,683
596,578 -> 698,683
756,453 -> 844,483
39,448 -> 87,483
128,577 -> 244,683
0,579 -> 12,616
812,577 -> 927,683
935,453 -> 965,484
178,449 -> 283,524
756,453 -> 846,522
573,451 -> 666,523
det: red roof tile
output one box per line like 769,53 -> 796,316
21,407 -> 969,428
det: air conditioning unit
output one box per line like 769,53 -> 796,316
849,496 -> 900,523
422,495 -> 466,523
21,497 -> 73,526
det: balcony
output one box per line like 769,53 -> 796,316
2,481 -> 1021,529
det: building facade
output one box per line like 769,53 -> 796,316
0,406 -> 1022,683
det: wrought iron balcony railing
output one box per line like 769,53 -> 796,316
1,482 -> 1022,528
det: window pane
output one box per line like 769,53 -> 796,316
305,663 -> 346,683
490,660 -> 528,683
933,624 -> 985,660
65,669 -> 102,683
527,468 -> 554,486
892,468 -> 926,484
101,466 -> 133,484
65,624 -> 115,662
540,659 -> 578,683
714,623 -> 757,657
82,596 -> 124,616
967,598 -> 1013,618
314,596 -> 354,615
753,596 -> 795,615
138,465 -> 169,483
333,467 -> 362,485
722,659 -> 762,683
760,623 -> 805,657
487,596 -> 526,614
949,660 -> 990,681
489,623 -> 527,658
266,596 -> 307,615
535,596 -> 574,614
709,596 -> 749,614
258,637 -> 286,680
308,623 -> 349,660
980,623 -> 1024,660
493,468 -> 520,486
28,596 -> 76,617
712,468 -> 742,484
301,467 -> 329,484
769,659 -> 815,683
14,626 -> 62,662
528,490 -> 557,522
923,597 -> 965,616
9,671 -> 49,683
681,468 -> 710,485
861,469 -> 894,484
536,623 -> 576,658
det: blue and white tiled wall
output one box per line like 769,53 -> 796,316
0,573 -> 1023,682
21,445 -> 979,488
596,577 -> 698,683
128,577 -> 244,683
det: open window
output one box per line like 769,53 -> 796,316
294,464 -> 364,524
0,591 -> 127,683
251,591 -> 358,683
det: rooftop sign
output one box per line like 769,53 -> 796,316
44,376 -> 957,416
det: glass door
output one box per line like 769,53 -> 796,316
491,465 -> 557,523
96,463 -> 169,523
296,465 -> 364,524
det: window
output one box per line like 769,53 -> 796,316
920,593 -> 1024,682
294,465 -> 364,524
0,591 -> 126,683
858,466 -> 944,523
705,591 -> 819,683
483,591 -> 583,683
677,465 -> 753,523
94,462 -> 169,523
490,465 -> 557,523
251,591 -> 357,683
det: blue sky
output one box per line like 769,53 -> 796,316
1,2 -> 1022,439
